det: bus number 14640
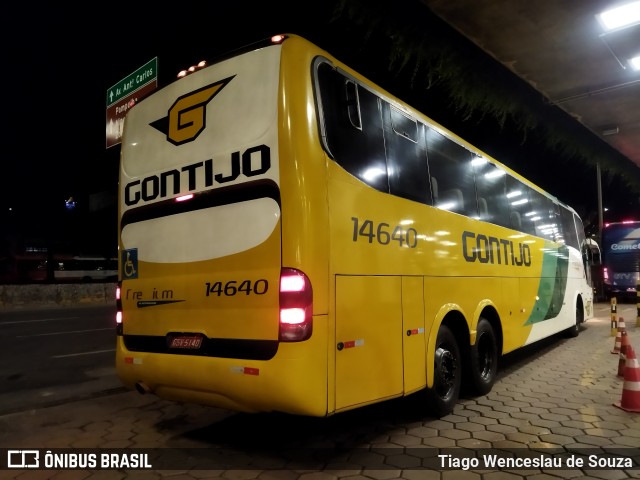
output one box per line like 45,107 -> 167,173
205,280 -> 269,297
351,217 -> 418,248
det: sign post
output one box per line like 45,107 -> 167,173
106,58 -> 158,149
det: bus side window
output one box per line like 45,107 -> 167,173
510,211 -> 522,230
505,175 -> 537,236
425,128 -> 475,216
430,176 -> 439,204
560,208 -> 579,249
528,190 -> 555,241
545,202 -> 563,243
383,105 -> 429,204
316,64 -> 389,193
478,197 -> 489,220
439,188 -> 465,213
345,80 -> 362,130
472,160 -> 509,227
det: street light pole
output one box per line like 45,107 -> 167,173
597,162 -> 603,245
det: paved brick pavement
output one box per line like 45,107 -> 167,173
0,302 -> 639,479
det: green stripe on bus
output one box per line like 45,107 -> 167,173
525,243 -> 569,325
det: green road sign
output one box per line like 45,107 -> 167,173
106,58 -> 158,107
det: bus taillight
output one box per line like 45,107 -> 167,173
116,282 -> 123,335
279,268 -> 312,342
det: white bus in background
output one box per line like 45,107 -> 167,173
54,256 -> 118,283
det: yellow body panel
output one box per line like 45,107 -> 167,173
120,225 -> 281,340
402,276 -> 427,394
117,315 -> 329,416
278,38 -> 330,312
335,276 -> 403,411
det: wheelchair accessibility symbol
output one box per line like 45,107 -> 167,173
122,249 -> 138,279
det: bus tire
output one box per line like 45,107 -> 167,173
425,325 -> 461,417
565,301 -> 583,338
468,318 -> 497,396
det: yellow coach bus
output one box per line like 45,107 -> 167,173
116,34 -> 594,417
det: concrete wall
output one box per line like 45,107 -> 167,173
0,283 -> 117,309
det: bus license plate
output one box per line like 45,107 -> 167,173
169,335 -> 203,349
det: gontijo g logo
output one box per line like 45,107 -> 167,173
149,76 -> 234,146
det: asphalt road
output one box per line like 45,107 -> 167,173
0,304 -> 123,415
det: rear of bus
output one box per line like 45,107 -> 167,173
116,35 -> 330,416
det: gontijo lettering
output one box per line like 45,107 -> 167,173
124,144 -> 270,206
462,230 -> 532,266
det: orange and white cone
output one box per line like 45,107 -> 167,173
618,317 -> 627,334
618,332 -> 630,377
614,345 -> 640,412
612,330 -> 622,354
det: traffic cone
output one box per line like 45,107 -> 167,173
614,345 -> 640,412
618,317 -> 627,334
612,330 -> 622,354
618,332 -> 630,377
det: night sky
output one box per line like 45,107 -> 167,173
4,2 -> 322,213
3,2 -> 333,254
3,1 -> 638,256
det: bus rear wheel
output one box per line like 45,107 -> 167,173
425,325 -> 461,417
468,318 -> 497,396
565,301 -> 583,338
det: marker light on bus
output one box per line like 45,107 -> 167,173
279,268 -> 312,342
116,283 -> 123,335
176,194 -> 194,202
177,60 -> 207,79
